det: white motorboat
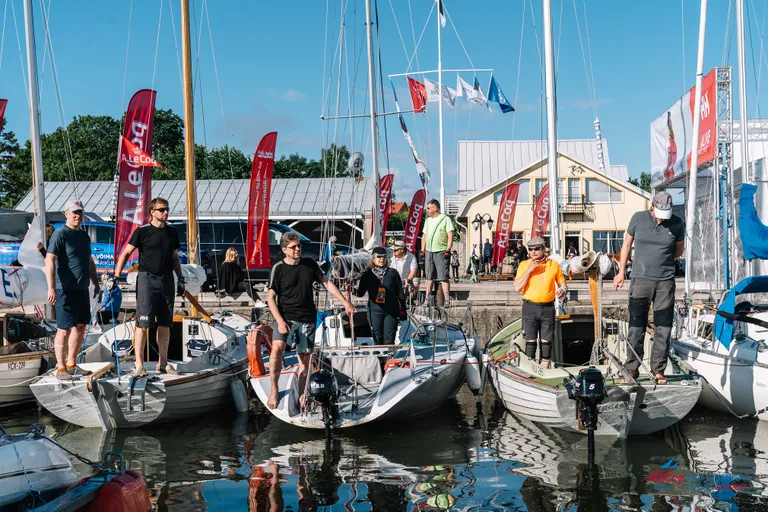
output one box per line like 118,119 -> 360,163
0,424 -> 77,508
485,313 -> 701,438
30,312 -> 250,429
250,306 -> 480,431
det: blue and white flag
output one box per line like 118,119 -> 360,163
473,78 -> 491,111
488,76 -> 515,114
390,80 -> 430,190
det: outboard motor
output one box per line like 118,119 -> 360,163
564,366 -> 606,468
308,369 -> 339,435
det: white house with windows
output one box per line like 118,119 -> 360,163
451,140 -> 650,266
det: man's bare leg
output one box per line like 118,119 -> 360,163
54,328 -> 70,371
156,326 -> 170,367
267,341 -> 286,409
134,327 -> 146,369
65,324 -> 87,368
424,279 -> 434,304
441,281 -> 451,306
296,352 -> 311,409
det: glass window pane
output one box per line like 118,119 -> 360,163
586,179 -> 622,203
568,178 -> 580,203
95,226 -> 114,245
593,230 -> 625,254
494,179 -> 530,204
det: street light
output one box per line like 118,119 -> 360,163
472,213 -> 494,273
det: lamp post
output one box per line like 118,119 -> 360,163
472,213 -> 494,273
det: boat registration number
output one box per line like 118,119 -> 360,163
532,364 -> 545,377
7,361 -> 25,371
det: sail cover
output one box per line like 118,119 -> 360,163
715,275 -> 768,348
738,183 -> 768,260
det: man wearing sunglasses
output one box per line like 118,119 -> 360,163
266,231 -> 355,410
115,197 -> 183,378
513,236 -> 566,369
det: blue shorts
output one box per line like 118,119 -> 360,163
272,320 -> 317,354
56,289 -> 92,329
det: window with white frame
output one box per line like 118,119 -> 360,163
585,178 -> 622,203
593,230 -> 625,254
494,179 -> 531,204
534,178 -> 565,206
568,178 -> 580,203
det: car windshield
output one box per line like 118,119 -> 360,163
171,221 -> 310,244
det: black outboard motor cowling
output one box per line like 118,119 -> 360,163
309,371 -> 338,406
575,366 -> 606,404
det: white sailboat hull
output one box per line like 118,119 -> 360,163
673,336 -> 768,420
0,431 -> 77,507
0,352 -> 44,407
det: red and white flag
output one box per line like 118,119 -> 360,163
407,78 -> 427,113
403,189 -> 426,253
114,89 -> 156,262
492,184 -> 520,267
531,183 -> 551,239
246,132 -> 278,269
378,174 -> 394,245
0,99 -> 7,127
120,136 -> 167,173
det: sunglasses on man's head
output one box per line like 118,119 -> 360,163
154,208 -> 169,213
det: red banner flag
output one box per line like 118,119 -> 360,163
407,78 -> 426,113
531,183 -> 550,240
114,89 -> 156,262
0,99 -> 7,127
378,174 -> 394,245
246,132 -> 278,269
404,189 -> 426,253
492,184 -> 521,266
120,136 -> 167,173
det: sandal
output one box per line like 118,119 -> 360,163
619,369 -> 639,384
653,372 -> 668,385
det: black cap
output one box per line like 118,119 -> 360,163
372,247 -> 387,256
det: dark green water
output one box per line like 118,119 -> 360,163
4,390 -> 768,511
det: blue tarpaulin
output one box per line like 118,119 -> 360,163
738,183 -> 768,260
715,276 -> 768,348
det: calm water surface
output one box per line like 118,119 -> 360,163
4,388 -> 768,511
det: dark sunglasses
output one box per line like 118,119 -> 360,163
153,207 -> 169,213
528,246 -> 544,251
373,254 -> 387,259
285,244 -> 301,250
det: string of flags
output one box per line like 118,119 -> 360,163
403,74 -> 514,114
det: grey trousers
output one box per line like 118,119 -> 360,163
625,278 -> 676,373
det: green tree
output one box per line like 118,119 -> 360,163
387,210 -> 409,231
628,172 -> 652,193
0,119 -> 24,207
273,144 -> 352,179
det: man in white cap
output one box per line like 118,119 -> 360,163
45,199 -> 100,380
391,240 -> 418,302
614,190 -> 684,384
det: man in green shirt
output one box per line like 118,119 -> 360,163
420,199 -> 455,307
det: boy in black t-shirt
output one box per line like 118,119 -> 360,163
266,231 -> 355,410
114,197 -> 184,378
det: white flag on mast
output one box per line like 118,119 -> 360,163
457,75 -> 486,105
425,78 -> 456,107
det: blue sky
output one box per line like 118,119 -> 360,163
0,0 -> 762,202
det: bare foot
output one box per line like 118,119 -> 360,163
298,393 -> 306,411
267,392 -> 278,409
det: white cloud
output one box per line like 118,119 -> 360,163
278,89 -> 307,102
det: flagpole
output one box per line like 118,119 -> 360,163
437,0 -> 445,208
364,0 -> 381,246
543,0 -> 561,256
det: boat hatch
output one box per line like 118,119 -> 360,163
555,316 -> 595,367
341,311 -> 373,339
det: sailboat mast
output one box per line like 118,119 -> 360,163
181,0 -> 198,265
437,0 -> 445,208
542,0 -> 561,255
22,0 -> 46,247
364,0 -> 381,244
684,0 -> 708,299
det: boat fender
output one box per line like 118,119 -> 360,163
78,470 -> 151,512
465,354 -> 482,395
230,377 -> 249,413
384,359 -> 407,371
247,325 -> 272,377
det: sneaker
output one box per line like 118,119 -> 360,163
56,369 -> 72,381
158,364 -> 180,376
66,366 -> 92,376
132,365 -> 148,378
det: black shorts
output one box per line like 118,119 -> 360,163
136,271 -> 175,328
522,300 -> 555,342
55,289 -> 92,329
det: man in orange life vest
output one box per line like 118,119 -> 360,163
513,237 -> 566,369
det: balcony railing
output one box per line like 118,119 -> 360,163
531,193 -> 594,220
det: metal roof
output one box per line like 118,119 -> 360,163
457,139 -> 625,193
16,178 -> 374,220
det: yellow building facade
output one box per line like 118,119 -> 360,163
456,153 -> 650,265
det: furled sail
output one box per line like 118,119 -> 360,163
738,183 -> 768,260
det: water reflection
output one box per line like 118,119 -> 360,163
3,392 -> 768,510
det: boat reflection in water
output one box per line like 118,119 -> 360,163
5,395 -> 768,510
